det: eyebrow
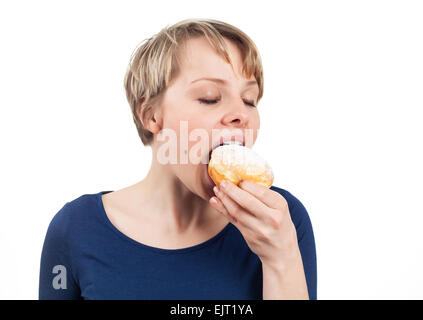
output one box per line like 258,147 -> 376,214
190,77 -> 258,88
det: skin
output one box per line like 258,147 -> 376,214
102,36 -> 308,299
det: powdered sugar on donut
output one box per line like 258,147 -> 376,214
210,144 -> 273,178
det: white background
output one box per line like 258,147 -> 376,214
1,0 -> 422,300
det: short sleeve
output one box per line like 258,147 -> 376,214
271,187 -> 318,300
39,203 -> 82,300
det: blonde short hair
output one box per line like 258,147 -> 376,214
124,18 -> 264,146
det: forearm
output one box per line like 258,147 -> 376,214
262,251 -> 309,300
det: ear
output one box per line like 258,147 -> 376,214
137,99 -> 163,134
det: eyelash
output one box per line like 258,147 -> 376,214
198,98 -> 256,107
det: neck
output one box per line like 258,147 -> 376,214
133,152 -> 218,234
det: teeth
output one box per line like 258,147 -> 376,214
222,141 -> 243,146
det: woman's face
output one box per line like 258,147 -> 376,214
153,36 -> 260,200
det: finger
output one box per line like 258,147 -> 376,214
214,185 -> 259,231
211,195 -> 256,244
219,180 -> 269,219
239,180 -> 288,210
209,196 -> 238,224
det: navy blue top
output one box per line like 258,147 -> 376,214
39,186 -> 317,300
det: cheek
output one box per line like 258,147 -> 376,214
242,112 -> 260,147
253,110 -> 260,128
186,125 -> 212,164
162,102 -> 211,132
162,110 -> 183,131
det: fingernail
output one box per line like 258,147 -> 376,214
213,186 -> 219,195
210,197 -> 217,204
220,180 -> 227,189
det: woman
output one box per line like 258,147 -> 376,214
39,19 -> 317,300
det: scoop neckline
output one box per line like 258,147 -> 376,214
96,190 -> 233,255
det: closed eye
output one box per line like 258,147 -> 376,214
198,99 -> 256,107
244,100 -> 256,107
199,98 -> 219,105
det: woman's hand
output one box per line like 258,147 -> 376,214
210,179 -> 298,266
209,179 -> 309,299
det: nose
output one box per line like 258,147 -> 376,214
221,98 -> 250,128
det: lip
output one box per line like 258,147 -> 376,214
214,134 -> 245,150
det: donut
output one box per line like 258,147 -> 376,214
208,143 -> 274,188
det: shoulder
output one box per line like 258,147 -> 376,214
45,191 -> 105,239
269,185 -> 314,238
270,185 -> 309,217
